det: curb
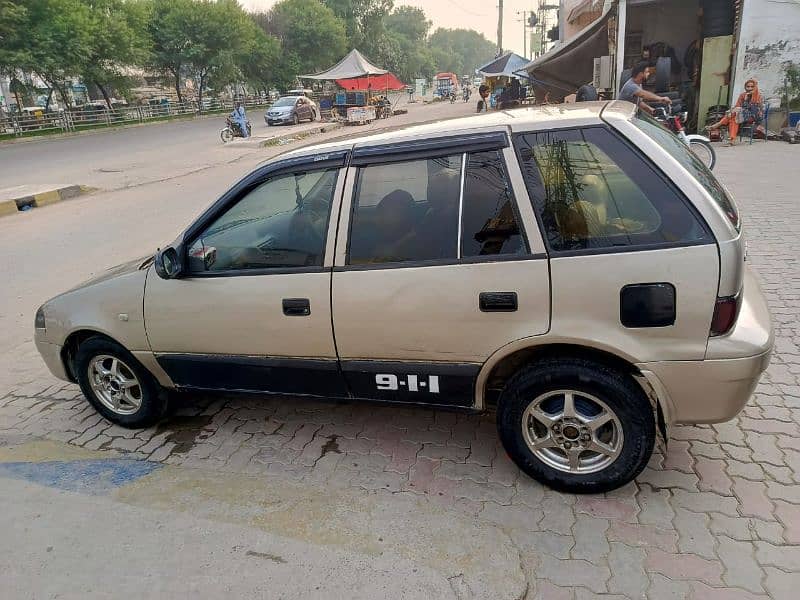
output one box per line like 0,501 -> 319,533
0,185 -> 95,218
259,122 -> 343,148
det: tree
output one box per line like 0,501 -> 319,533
79,0 -> 151,108
429,28 -> 496,77
148,0 -> 195,103
377,6 -> 434,83
0,1 -> 28,70
13,0 -> 94,109
261,0 -> 347,82
384,5 -> 429,44
149,0 -> 255,106
323,0 -> 393,58
239,25 -> 281,96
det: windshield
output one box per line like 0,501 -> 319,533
632,113 -> 740,231
273,97 -> 297,107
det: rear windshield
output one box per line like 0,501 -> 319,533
632,113 -> 740,231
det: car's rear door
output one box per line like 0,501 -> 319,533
144,153 -> 349,397
513,126 -> 719,363
330,132 -> 551,407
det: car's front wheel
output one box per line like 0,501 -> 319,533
75,337 -> 167,428
497,358 -> 655,493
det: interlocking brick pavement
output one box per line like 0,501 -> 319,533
1,142 -> 799,598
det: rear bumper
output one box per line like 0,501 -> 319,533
639,350 -> 771,424
638,266 -> 773,424
35,339 -> 71,382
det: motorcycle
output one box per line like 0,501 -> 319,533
653,104 -> 716,170
220,116 -> 252,143
463,88 -> 471,102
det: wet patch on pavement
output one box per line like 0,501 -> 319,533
0,458 -> 162,495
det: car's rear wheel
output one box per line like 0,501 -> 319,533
75,337 -> 167,428
497,358 -> 655,493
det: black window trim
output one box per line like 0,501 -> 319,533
350,131 -> 509,165
511,125 -> 716,258
343,145 -> 535,271
179,153 -> 347,278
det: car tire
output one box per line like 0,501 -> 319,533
689,138 -> 716,170
496,358 -> 655,494
75,337 -> 167,428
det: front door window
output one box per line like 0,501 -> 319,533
187,168 -> 338,273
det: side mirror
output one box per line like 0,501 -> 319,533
154,247 -> 181,280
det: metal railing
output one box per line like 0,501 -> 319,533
0,98 -> 272,138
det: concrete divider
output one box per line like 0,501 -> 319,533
0,184 -> 95,218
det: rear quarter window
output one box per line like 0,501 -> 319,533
514,127 -> 713,253
632,113 -> 740,231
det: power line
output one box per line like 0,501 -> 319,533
441,0 -> 487,17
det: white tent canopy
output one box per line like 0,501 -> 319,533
301,49 -> 388,80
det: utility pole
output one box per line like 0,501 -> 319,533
516,11 -> 528,59
497,0 -> 504,56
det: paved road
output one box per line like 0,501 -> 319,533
0,93 -> 419,190
1,116 -> 799,598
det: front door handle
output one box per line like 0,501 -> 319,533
479,292 -> 518,312
283,298 -> 310,316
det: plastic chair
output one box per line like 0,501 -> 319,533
739,103 -> 769,144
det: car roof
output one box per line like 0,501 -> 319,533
277,101 -> 633,162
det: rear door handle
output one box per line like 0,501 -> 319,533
479,292 -> 518,312
283,298 -> 310,316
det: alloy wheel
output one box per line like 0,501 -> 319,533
87,354 -> 143,415
521,389 -> 624,474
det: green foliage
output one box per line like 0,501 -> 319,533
786,62 -> 800,110
148,0 -> 259,104
263,0 -> 348,79
0,0 -> 499,108
429,28 -> 497,77
79,0 -> 152,106
385,6 -> 430,44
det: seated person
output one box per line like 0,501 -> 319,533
706,78 -> 763,145
369,189 -> 418,262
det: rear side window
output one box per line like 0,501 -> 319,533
632,113 -> 740,231
514,127 -> 711,253
461,150 -> 526,257
348,155 -> 462,264
347,148 -> 529,265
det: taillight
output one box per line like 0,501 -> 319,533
710,293 -> 741,336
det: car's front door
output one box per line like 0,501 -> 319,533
330,134 -> 551,408
144,157 -> 348,397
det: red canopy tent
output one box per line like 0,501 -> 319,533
336,73 -> 406,91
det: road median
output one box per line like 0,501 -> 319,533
0,184 -> 95,218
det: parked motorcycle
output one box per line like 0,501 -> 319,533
220,116 -> 252,143
653,104 -> 716,170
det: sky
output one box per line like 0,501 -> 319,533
238,0 -> 543,58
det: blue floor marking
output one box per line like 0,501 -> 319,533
0,459 -> 162,495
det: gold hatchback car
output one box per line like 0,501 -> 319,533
35,102 -> 773,493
